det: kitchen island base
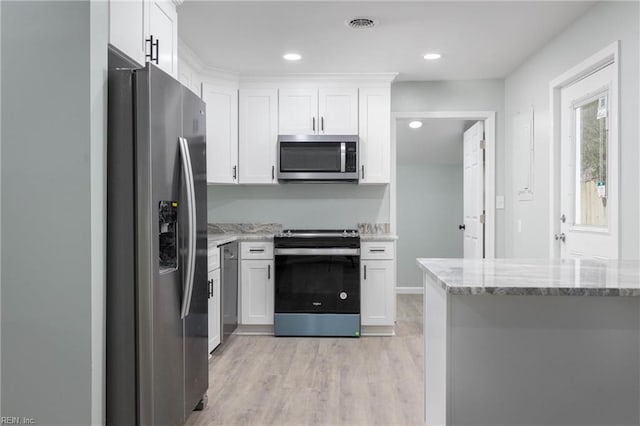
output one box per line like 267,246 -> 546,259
424,272 -> 640,426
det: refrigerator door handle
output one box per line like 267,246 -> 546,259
179,137 -> 197,319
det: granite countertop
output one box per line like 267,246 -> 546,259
207,223 -> 280,248
417,258 -> 640,296
360,234 -> 398,241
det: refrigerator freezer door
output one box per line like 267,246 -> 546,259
182,86 -> 209,415
135,64 -> 186,426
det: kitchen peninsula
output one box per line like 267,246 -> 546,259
418,258 -> 640,426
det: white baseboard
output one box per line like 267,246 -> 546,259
395,286 -> 424,294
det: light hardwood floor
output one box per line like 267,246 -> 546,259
186,294 -> 424,426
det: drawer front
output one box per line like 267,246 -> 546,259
240,241 -> 274,260
361,241 -> 394,260
208,247 -> 221,271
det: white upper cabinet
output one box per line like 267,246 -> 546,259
109,0 -> 147,66
202,83 -> 238,184
177,59 -> 201,97
359,87 -> 391,183
278,88 -> 358,135
148,0 -> 178,77
278,89 -> 318,135
239,89 -> 278,184
109,0 -> 178,78
318,88 -> 358,135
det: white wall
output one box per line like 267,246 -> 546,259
391,80 -> 506,256
504,1 -> 639,258
397,165 -> 463,287
1,1 -> 107,424
207,184 -> 389,228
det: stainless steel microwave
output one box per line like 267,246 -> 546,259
277,135 -> 359,182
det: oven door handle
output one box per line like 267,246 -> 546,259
274,248 -> 360,256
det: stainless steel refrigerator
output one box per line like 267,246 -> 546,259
106,46 -> 208,426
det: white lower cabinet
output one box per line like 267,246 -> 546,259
240,256 -> 274,326
208,268 -> 221,353
361,259 -> 395,326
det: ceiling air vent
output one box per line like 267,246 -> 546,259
346,17 -> 377,30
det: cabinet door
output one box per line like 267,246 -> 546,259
208,269 -> 221,353
148,0 -> 178,77
278,89 -> 318,135
318,88 -> 358,135
202,84 -> 238,184
239,89 -> 278,184
361,260 -> 395,326
109,0 -> 148,66
240,259 -> 274,325
359,88 -> 391,183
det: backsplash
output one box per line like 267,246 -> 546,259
208,223 -> 283,234
358,223 -> 391,235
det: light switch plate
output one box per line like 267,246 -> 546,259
496,195 -> 505,209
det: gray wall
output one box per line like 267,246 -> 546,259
391,79 -> 506,256
1,2 -> 107,424
397,165 -> 463,287
207,184 -> 389,228
504,1 -> 639,258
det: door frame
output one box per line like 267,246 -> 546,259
390,111 -> 497,259
548,41 -> 620,259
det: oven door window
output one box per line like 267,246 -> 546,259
280,143 -> 342,173
275,255 -> 360,314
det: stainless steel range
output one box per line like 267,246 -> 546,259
274,229 -> 361,337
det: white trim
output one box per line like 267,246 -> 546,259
390,111 -> 497,259
396,286 -> 424,294
548,41 -> 620,259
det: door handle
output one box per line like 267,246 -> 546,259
459,224 -> 466,230
555,233 -> 566,243
179,137 -> 197,319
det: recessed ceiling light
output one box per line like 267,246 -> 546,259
423,53 -> 442,60
409,121 -> 423,129
283,53 -> 302,61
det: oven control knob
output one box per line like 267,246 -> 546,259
339,292 -> 348,300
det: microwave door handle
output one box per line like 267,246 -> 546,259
340,143 -> 346,172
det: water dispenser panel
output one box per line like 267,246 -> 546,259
159,201 -> 178,272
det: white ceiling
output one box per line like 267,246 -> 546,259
178,1 -> 595,81
396,118 -> 470,165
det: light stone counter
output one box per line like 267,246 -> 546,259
417,258 -> 640,296
419,258 -> 640,426
359,234 -> 398,241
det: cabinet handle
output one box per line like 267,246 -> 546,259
369,249 -> 385,253
154,38 -> 160,65
249,248 -> 265,253
208,279 -> 213,298
268,264 -> 271,280
232,165 -> 237,179
321,116 -> 324,132
272,165 -> 275,180
364,265 -> 367,280
312,117 -> 316,132
361,165 -> 365,180
145,36 -> 159,64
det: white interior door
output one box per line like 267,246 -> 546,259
462,121 -> 484,258
559,63 -> 618,259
